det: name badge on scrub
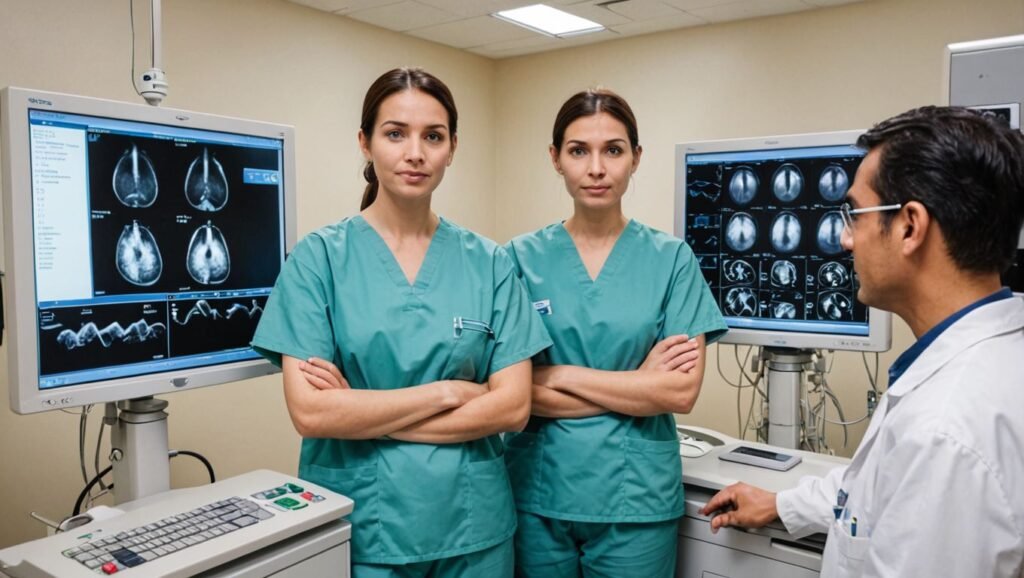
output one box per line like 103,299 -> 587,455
533,299 -> 553,316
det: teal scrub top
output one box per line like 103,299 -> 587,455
251,215 -> 552,565
504,220 -> 727,523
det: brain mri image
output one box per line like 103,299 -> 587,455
771,260 -> 799,288
819,165 -> 850,202
772,302 -> 798,319
771,212 -> 802,253
819,291 -> 853,320
187,221 -> 231,285
112,144 -> 158,208
185,148 -> 230,212
772,163 -> 803,202
818,261 -> 851,288
116,220 -> 163,286
725,213 -> 757,252
725,287 -> 758,317
817,211 -> 845,255
723,259 -> 756,285
728,167 -> 759,205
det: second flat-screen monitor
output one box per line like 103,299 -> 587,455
2,87 -> 296,413
675,131 -> 891,352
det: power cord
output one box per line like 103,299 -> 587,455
71,450 -> 216,517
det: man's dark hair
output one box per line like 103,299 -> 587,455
857,106 -> 1024,273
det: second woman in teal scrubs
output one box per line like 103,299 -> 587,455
251,69 -> 551,578
504,89 -> 727,577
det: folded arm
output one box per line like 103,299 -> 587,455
388,360 -> 533,444
539,335 -> 707,417
281,355 -> 483,440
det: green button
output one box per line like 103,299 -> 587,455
285,483 -> 304,493
273,497 -> 308,510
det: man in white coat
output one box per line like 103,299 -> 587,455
701,106 -> 1024,578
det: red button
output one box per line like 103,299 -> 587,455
300,492 -> 315,501
102,562 -> 119,574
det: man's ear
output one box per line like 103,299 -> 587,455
898,200 -> 931,258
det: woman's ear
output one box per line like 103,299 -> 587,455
549,144 -> 562,174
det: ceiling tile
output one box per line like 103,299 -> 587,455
289,0 -> 403,14
558,3 -> 632,27
347,1 -> 459,31
800,0 -> 860,6
603,0 -> 687,21
406,15 -> 538,49
687,0 -> 813,22
611,10 -> 706,35
415,0 -> 533,18
467,34 -> 562,57
658,0 -> 740,10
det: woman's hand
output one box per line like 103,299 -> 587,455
640,334 -> 700,373
299,357 -> 350,390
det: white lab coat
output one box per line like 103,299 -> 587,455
776,296 -> 1024,578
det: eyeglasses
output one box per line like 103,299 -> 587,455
839,202 -> 902,233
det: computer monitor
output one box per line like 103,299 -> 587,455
675,131 -> 891,352
2,87 -> 297,414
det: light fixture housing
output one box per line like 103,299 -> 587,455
493,4 -> 605,38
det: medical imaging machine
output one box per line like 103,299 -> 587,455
675,132 -> 892,449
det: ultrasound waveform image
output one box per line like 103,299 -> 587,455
56,319 -> 166,350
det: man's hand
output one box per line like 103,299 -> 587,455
700,482 -> 779,533
640,334 -> 700,373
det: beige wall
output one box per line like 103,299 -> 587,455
0,0 -> 496,548
0,0 -> 1021,551
491,0 -> 1023,457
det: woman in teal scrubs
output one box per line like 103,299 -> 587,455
504,89 -> 727,578
251,68 -> 551,578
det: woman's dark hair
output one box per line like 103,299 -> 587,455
551,88 -> 639,153
360,68 -> 458,210
857,106 -> 1024,273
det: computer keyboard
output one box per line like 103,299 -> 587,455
0,470 -> 354,577
62,496 -> 276,574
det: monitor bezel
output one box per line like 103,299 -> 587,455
2,86 -> 297,414
674,130 -> 892,352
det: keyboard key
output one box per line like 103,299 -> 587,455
253,508 -> 274,520
232,515 -> 258,528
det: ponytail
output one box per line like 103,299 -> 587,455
361,161 -> 378,210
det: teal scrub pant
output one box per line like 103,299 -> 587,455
513,511 -> 678,578
353,538 -> 513,578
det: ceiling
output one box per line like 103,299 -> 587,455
287,0 -> 864,59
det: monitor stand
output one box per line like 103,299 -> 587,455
109,397 -> 171,504
763,348 -> 813,449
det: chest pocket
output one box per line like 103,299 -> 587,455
441,317 -> 493,381
829,518 -> 870,577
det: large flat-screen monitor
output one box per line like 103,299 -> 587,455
2,87 -> 296,414
675,131 -> 891,352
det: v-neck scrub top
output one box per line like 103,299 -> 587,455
251,215 -> 552,565
503,220 -> 727,523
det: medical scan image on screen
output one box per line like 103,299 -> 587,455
28,109 -> 286,389
684,146 -> 870,336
